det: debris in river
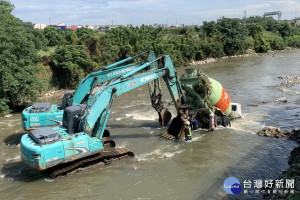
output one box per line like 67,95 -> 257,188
256,126 -> 300,140
255,97 -> 288,105
279,73 -> 300,88
248,103 -> 259,107
275,97 -> 287,103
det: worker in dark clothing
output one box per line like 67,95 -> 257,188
191,115 -> 198,130
184,121 -> 192,141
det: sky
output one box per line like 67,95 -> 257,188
9,0 -> 300,26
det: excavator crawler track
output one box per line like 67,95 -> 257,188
49,148 -> 134,178
102,137 -> 116,148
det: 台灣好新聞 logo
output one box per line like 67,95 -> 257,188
223,177 -> 242,194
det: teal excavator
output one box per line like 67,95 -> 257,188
21,51 -> 156,130
21,52 -> 240,178
21,54 -> 191,177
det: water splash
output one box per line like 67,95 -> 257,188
135,144 -> 184,162
115,117 -> 122,121
44,178 -> 54,182
230,112 -> 266,134
120,102 -> 151,109
6,155 -> 21,162
124,112 -> 157,121
117,141 -> 129,148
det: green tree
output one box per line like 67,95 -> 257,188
84,34 -> 103,63
217,18 -> 249,56
76,27 -> 98,43
0,0 -> 14,12
261,17 -> 278,32
247,24 -> 270,52
195,50 -> 206,60
62,28 -> 79,45
69,17 -> 299,68
70,31 -> 79,45
246,36 -> 254,50
202,37 -> 225,58
44,26 -> 64,46
285,35 -> 300,47
0,1 -> 47,115
277,22 -> 293,37
51,45 -> 97,88
243,16 -> 265,24
267,33 -> 286,50
202,21 -> 219,37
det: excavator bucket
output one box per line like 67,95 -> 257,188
158,108 -> 172,127
162,114 -> 186,140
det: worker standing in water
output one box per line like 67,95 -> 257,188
191,115 -> 198,130
184,121 -> 192,141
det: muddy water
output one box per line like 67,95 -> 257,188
0,50 -> 300,200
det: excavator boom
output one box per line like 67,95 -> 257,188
82,55 -> 186,138
21,51 -> 156,130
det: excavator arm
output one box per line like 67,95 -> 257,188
69,51 -> 157,106
81,55 -> 187,139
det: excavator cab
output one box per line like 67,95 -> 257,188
61,90 -> 76,109
62,104 -> 87,134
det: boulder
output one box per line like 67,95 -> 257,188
257,127 -> 300,140
275,97 -> 287,103
257,126 -> 282,137
248,103 -> 258,107
280,74 -> 300,88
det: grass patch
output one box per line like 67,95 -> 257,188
38,47 -> 56,57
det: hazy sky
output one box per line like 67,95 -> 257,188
9,0 -> 300,26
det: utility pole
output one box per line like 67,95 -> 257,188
244,10 -> 246,19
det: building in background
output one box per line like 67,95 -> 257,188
51,23 -> 67,30
67,25 -> 78,30
34,23 -> 47,30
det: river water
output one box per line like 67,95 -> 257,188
0,50 -> 300,200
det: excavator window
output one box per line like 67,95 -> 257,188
62,111 -> 69,128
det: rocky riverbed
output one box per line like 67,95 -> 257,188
257,127 -> 300,199
189,50 -> 259,66
40,89 -> 67,100
257,126 -> 300,141
279,74 -> 300,88
189,48 -> 298,66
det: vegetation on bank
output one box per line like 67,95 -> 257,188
1,0 -> 300,115
0,1 -> 47,115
